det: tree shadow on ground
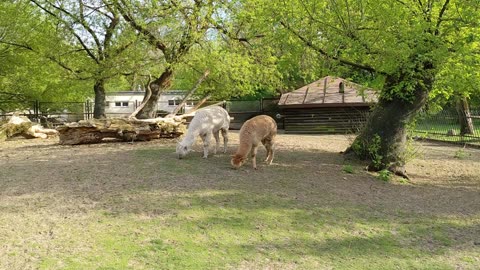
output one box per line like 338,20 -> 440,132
1,143 -> 480,216
1,140 -> 480,268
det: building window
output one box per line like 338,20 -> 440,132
168,99 -> 181,106
168,100 -> 195,106
114,101 -> 129,107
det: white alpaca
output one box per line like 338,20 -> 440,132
176,106 -> 230,159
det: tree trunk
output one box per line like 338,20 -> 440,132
347,75 -> 431,178
136,68 -> 173,119
129,76 -> 152,119
456,97 -> 474,135
93,78 -> 107,119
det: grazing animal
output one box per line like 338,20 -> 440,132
231,115 -> 277,169
176,106 -> 230,159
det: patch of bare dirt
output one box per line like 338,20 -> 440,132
1,132 -> 479,216
0,132 -> 479,268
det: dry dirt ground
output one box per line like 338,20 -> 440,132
1,131 -> 479,224
1,131 -> 480,219
0,131 -> 479,268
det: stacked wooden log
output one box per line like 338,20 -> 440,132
56,117 -> 187,145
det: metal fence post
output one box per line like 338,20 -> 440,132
35,100 -> 40,121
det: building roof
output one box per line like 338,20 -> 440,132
278,76 -> 378,108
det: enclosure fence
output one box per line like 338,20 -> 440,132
413,109 -> 480,146
2,99 -> 479,146
0,98 -> 283,129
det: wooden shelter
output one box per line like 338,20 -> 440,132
278,76 -> 378,134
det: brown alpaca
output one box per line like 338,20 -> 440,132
231,115 -> 277,169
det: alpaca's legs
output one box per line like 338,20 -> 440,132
262,137 -> 275,165
201,132 -> 212,158
250,145 -> 258,169
213,130 -> 220,154
262,139 -> 270,162
265,141 -> 275,165
221,128 -> 228,153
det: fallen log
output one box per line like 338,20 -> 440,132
56,117 -> 186,145
0,115 -> 58,141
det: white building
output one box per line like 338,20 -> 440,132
105,90 -> 195,117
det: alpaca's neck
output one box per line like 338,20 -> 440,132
234,136 -> 253,158
181,128 -> 200,147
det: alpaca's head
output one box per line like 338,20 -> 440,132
176,142 -> 191,159
230,154 -> 246,169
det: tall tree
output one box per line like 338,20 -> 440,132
114,0 -> 222,118
0,1 -> 91,110
240,0 -> 479,177
29,0 -> 141,118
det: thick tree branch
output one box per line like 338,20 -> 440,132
116,0 -> 167,54
77,0 -> 103,58
45,0 -> 103,58
0,40 -> 84,75
0,41 -> 33,51
435,0 -> 451,35
103,12 -> 120,59
167,70 -> 210,117
280,21 -> 382,74
186,93 -> 211,114
30,0 -> 100,64
83,3 -> 113,20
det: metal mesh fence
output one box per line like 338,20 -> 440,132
413,109 -> 480,146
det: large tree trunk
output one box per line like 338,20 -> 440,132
456,97 -> 474,135
136,68 -> 173,119
347,74 -> 431,178
93,78 -> 107,119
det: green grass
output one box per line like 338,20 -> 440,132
342,164 -> 355,174
1,144 -> 479,270
36,192 -> 471,269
